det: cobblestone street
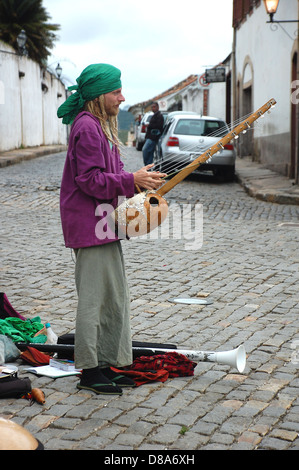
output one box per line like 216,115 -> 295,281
0,147 -> 299,451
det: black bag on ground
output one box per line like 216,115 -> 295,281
0,375 -> 31,399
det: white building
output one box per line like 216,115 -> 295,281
130,0 -> 299,184
232,0 -> 299,181
0,40 -> 68,152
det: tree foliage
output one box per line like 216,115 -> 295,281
0,0 -> 60,65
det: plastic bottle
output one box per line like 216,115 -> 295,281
45,323 -> 58,344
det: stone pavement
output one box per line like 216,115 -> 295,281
0,143 -> 298,205
0,146 -> 299,452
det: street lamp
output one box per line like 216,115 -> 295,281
263,0 -> 280,21
16,29 -> 28,55
263,0 -> 299,23
55,63 -> 62,78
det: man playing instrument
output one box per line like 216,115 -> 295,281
57,63 -> 166,395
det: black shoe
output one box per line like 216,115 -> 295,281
76,382 -> 123,395
102,367 -> 136,388
78,366 -> 123,395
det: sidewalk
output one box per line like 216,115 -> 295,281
1,145 -> 299,205
235,156 -> 299,205
0,144 -> 67,168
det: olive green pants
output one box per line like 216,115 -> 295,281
74,242 -> 132,370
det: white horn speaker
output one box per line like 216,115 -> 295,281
206,345 -> 246,373
132,344 -> 247,373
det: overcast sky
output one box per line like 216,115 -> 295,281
43,0 -> 233,108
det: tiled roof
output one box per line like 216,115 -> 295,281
133,74 -> 198,110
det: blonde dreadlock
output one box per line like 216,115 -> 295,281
84,95 -> 123,151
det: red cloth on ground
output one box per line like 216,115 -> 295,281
112,352 -> 196,386
111,367 -> 169,386
129,352 -> 196,377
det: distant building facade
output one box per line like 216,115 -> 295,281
232,0 -> 299,181
129,0 -> 299,182
129,70 -> 231,123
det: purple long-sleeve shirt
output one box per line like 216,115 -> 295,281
60,111 -> 135,248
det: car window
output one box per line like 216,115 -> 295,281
203,120 -> 228,136
174,119 -> 227,137
161,119 -> 173,137
174,120 -> 204,136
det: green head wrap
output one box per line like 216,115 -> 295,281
57,63 -> 122,125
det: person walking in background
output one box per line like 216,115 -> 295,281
142,102 -> 164,165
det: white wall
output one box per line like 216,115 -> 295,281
0,41 -> 67,152
235,2 -> 297,132
208,82 -> 227,120
180,76 -> 228,120
234,0 -> 298,173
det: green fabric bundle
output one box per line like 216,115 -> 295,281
0,317 -> 47,343
57,63 -> 122,125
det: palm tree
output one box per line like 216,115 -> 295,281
0,0 -> 60,65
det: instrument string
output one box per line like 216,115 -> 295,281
157,113 -> 267,177
121,112 -> 251,161
120,106 -> 269,178
152,115 -> 254,175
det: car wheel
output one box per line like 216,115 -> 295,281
158,160 -> 167,175
223,166 -> 235,181
213,166 -> 235,182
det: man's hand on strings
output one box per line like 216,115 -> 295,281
133,164 -> 167,190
